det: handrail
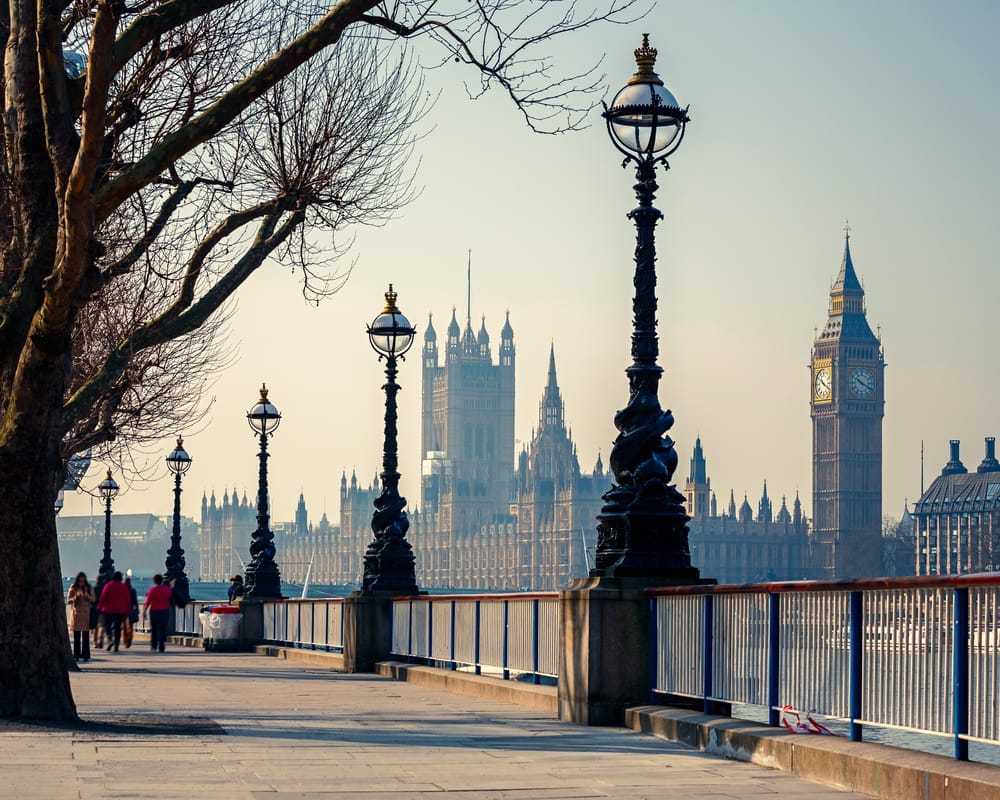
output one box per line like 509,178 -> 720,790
393,592 -> 560,602
647,573 -> 1000,596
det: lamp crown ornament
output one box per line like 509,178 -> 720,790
382,284 -> 399,313
629,33 -> 663,86
258,383 -> 269,402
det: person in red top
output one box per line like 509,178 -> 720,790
144,573 -> 174,652
96,571 -> 132,652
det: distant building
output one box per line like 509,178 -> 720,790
199,488 -> 254,581
913,438 -> 1000,575
810,230 -> 885,579
684,438 -> 817,583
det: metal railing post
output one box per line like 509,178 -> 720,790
954,586 -> 970,761
450,600 -> 457,670
849,591 -> 863,742
703,594 -> 713,714
407,599 -> 414,663
532,598 -> 540,685
474,600 -> 482,675
427,599 -> 434,666
648,596 -> 658,703
502,599 -> 510,680
768,592 -> 780,727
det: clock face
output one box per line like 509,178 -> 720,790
814,367 -> 832,400
850,367 -> 876,398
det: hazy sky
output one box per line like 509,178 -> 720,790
64,2 -> 1000,540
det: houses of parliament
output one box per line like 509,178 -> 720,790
199,232 -> 907,590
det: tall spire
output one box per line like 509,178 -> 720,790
499,309 -> 515,368
538,343 -> 564,430
818,223 -> 876,342
689,436 -> 707,484
833,222 -> 863,294
467,249 -> 472,324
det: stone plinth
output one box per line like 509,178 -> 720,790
342,591 -> 396,673
559,575 -> 712,726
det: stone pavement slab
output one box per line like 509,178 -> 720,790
0,648 -> 872,799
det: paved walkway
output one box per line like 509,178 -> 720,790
2,648 -> 872,799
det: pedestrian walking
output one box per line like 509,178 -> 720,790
66,572 -> 95,661
122,576 -> 139,648
97,571 -> 131,652
145,573 -> 174,652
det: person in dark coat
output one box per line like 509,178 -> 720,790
122,576 -> 139,648
144,573 -> 174,652
227,575 -> 245,604
97,571 -> 131,652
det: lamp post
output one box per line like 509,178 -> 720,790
164,436 -> 192,605
591,35 -> 701,580
245,384 -> 283,598
361,284 -> 418,593
97,469 -> 119,583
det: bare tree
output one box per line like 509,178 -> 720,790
0,0 -> 639,719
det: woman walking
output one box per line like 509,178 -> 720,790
66,572 -> 95,661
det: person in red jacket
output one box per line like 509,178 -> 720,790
97,571 -> 132,652
144,573 -> 174,652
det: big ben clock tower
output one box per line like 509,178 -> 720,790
811,226 -> 885,579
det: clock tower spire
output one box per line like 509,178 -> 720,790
811,227 -> 885,578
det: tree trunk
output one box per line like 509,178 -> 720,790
0,430 -> 77,719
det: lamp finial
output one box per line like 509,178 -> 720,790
629,33 -> 663,86
259,383 -> 269,402
383,284 -> 400,313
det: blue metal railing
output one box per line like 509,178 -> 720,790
390,593 -> 559,683
648,574 -> 1000,762
259,598 -> 346,652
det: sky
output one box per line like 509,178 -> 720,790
63,1 -> 1000,534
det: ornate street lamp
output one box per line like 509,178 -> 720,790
361,284 -> 418,593
244,384 -> 283,598
97,469 -> 119,583
164,436 -> 192,605
591,35 -> 701,580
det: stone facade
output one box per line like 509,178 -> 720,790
199,489 -> 254,581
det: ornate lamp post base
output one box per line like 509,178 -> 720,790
594,489 -> 702,579
245,557 -> 283,599
362,538 -> 418,594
